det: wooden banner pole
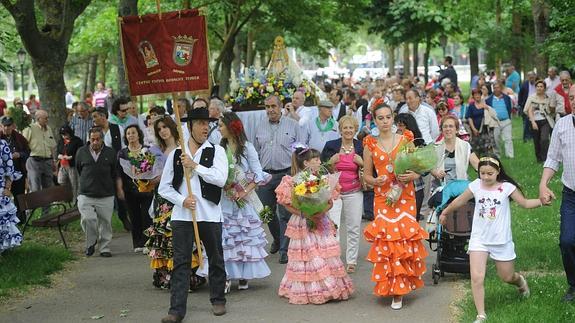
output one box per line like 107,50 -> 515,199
172,93 -> 203,269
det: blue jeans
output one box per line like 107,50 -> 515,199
560,186 -> 575,288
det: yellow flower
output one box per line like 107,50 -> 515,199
294,183 -> 307,196
309,185 -> 318,193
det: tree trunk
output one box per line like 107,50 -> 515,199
27,66 -> 34,94
403,43 -> 410,77
5,72 -> 14,98
1,0 -> 92,129
87,55 -> 97,94
387,45 -> 395,76
531,0 -> 550,78
31,57 -> 68,130
117,0 -> 138,97
510,0 -> 522,72
98,53 -> 107,85
469,46 -> 479,79
495,0 -> 502,77
218,33 -> 237,98
81,61 -> 90,100
424,35 -> 432,85
412,41 -> 419,77
246,29 -> 255,67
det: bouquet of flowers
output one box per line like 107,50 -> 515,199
224,148 -> 273,223
384,141 -> 437,206
291,166 -> 340,230
119,147 -> 163,192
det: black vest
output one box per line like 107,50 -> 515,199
109,123 -> 122,153
172,145 -> 222,205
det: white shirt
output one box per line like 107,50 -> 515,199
303,116 -> 340,152
295,105 -> 318,127
545,76 -> 561,97
103,125 -> 125,149
207,121 -> 222,145
544,114 -> 575,191
398,104 -> 440,144
158,140 -> 228,222
469,179 -> 516,245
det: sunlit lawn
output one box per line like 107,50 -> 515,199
456,116 -> 574,322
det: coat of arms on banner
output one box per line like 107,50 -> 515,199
138,40 -> 161,75
172,35 -> 197,72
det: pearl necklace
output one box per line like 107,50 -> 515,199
341,143 -> 354,154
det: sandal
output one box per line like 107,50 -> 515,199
346,264 -> 356,274
224,280 -> 231,294
473,314 -> 487,323
517,274 -> 530,298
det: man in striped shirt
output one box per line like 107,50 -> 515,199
254,95 -> 304,264
69,102 -> 92,143
540,111 -> 575,302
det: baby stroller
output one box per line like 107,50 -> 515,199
426,180 -> 474,284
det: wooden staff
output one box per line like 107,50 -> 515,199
173,93 -> 203,268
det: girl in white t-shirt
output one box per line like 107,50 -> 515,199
439,155 -> 543,323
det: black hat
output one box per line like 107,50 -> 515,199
60,125 -> 73,135
187,107 -> 218,122
1,116 -> 14,126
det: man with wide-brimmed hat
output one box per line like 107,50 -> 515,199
159,107 -> 229,322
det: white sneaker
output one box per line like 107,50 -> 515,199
134,247 -> 143,253
238,279 -> 249,290
518,275 -> 530,298
142,247 -> 150,255
391,297 -> 403,310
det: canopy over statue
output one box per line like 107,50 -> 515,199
227,36 -> 323,111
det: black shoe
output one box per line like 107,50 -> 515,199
562,287 -> 575,302
85,242 -> 96,257
212,304 -> 226,316
161,314 -> 183,323
269,241 -> 280,254
100,252 -> 112,257
279,253 -> 288,264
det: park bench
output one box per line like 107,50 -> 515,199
17,185 -> 80,249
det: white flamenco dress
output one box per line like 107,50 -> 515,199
0,140 -> 22,254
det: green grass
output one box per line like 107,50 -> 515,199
0,210 -> 125,301
456,117 -> 574,322
0,243 -> 74,298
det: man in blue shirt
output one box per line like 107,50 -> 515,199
486,81 -> 514,158
505,64 -> 521,94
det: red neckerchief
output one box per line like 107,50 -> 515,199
555,84 -> 572,114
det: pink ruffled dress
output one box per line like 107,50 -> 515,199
275,175 -> 354,304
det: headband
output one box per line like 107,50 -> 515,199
291,142 -> 310,155
479,157 -> 500,167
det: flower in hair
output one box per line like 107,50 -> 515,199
229,120 -> 244,136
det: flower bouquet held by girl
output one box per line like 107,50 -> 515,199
291,166 -> 340,230
275,146 -> 353,305
119,146 -> 162,192
385,141 -> 437,206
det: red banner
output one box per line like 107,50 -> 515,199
119,9 -> 210,96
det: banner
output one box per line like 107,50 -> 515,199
119,9 -> 210,96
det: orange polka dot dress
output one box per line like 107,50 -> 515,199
363,135 -> 428,297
